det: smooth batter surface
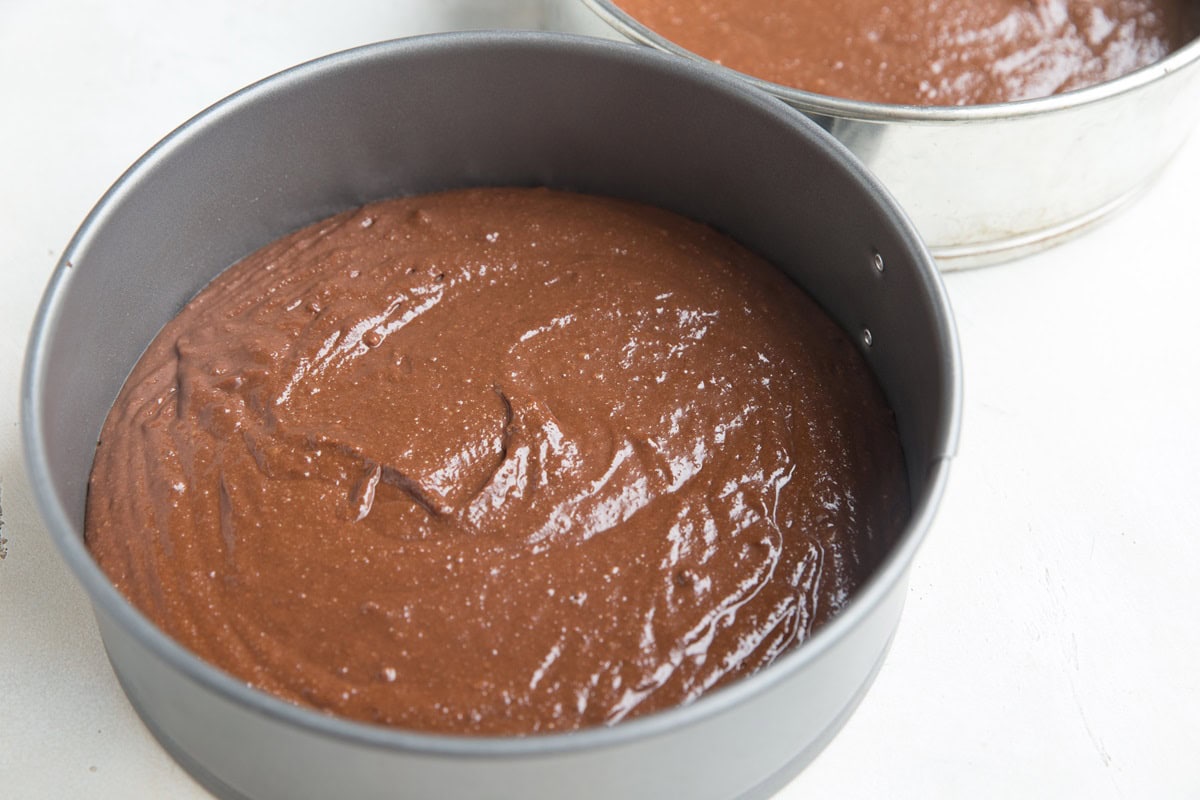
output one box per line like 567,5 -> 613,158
86,188 -> 908,735
615,0 -> 1200,105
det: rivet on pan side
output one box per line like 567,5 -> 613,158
862,327 -> 873,348
872,250 -> 884,274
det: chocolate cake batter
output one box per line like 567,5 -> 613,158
86,188 -> 908,735
615,0 -> 1199,105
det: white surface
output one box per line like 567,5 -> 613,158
2,2 -> 1198,798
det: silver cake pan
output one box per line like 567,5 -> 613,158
23,32 -> 960,800
580,0 -> 1200,268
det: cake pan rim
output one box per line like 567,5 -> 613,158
21,29 -> 961,759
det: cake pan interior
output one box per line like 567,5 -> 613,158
23,32 -> 959,800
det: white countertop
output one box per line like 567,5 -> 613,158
2,2 -> 1198,798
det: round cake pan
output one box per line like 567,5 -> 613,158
580,0 -> 1200,269
23,32 -> 960,800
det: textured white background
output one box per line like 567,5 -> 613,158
2,2 -> 1198,798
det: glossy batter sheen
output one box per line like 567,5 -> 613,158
615,0 -> 1199,105
86,188 -> 908,735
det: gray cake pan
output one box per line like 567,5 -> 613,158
22,32 -> 961,800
